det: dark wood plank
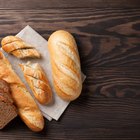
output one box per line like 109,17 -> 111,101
1,98 -> 140,140
84,67 -> 140,97
0,0 -> 140,9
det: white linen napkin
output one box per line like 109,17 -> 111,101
2,25 -> 86,121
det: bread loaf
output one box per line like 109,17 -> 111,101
48,30 -> 82,101
19,62 -> 52,105
0,51 -> 44,132
1,36 -> 40,59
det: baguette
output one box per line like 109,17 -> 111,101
1,36 -> 40,59
48,30 -> 82,101
19,62 -> 52,105
0,51 -> 44,132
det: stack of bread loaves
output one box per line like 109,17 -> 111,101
0,30 -> 82,132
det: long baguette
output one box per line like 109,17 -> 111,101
0,51 -> 44,132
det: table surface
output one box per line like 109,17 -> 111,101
0,0 -> 140,139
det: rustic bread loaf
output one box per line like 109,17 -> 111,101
48,30 -> 82,101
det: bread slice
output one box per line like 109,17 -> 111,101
0,95 -> 17,129
0,79 -> 17,129
0,79 -> 13,103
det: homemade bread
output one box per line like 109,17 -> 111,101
19,62 -> 52,105
0,80 -> 17,129
1,36 -> 40,59
0,79 -> 13,103
48,30 -> 82,101
0,51 -> 44,132
0,96 -> 17,129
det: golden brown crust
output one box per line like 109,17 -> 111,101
12,49 -> 40,59
19,62 -> 52,105
0,51 -> 44,132
1,36 -> 40,59
11,85 -> 44,132
2,41 -> 32,53
1,36 -> 22,46
48,30 -> 82,101
19,112 -> 44,132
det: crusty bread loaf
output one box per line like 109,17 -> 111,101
19,62 -> 52,105
1,36 -> 40,59
48,30 -> 82,101
0,51 -> 44,132
0,95 -> 17,129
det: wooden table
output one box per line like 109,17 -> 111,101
0,0 -> 140,139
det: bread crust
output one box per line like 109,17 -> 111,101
12,49 -> 40,59
48,30 -> 82,101
1,36 -> 22,46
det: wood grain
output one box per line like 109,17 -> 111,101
0,2 -> 140,140
0,0 -> 140,9
1,98 -> 140,140
85,67 -> 140,97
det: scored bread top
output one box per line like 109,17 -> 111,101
19,62 -> 53,105
48,30 -> 82,101
1,36 -> 41,59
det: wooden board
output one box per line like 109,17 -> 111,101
0,0 -> 140,139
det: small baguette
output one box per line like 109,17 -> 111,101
48,30 -> 82,101
1,36 -> 40,59
0,51 -> 44,132
19,62 -> 52,105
